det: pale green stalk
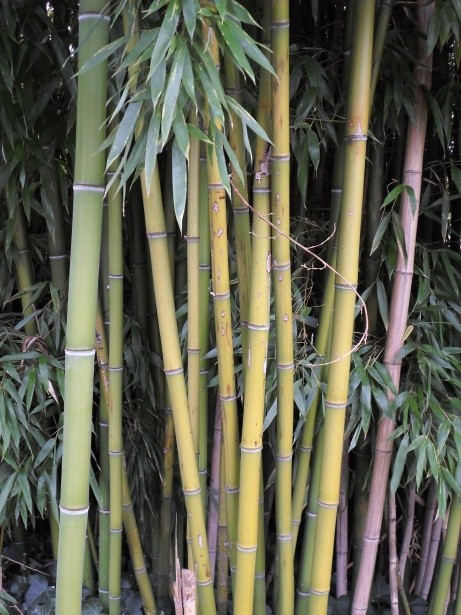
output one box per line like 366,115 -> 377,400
56,3 -> 109,613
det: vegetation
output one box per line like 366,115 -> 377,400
1,0 -> 461,614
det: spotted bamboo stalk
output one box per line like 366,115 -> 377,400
308,3 -> 375,612
56,3 -> 109,613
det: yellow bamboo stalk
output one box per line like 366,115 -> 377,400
271,1 -> 294,611
308,2 -> 375,612
141,166 -> 215,613
202,24 -> 240,579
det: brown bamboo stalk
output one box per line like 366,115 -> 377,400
351,3 -> 435,611
421,515 -> 443,600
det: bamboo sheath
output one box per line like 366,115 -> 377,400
141,166 -> 215,613
107,167 -> 124,614
308,3 -> 375,612
56,4 -> 109,613
351,3 -> 434,612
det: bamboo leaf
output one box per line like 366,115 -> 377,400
221,19 -> 275,76
150,55 -> 166,110
381,183 -> 405,209
172,138 -> 187,230
227,97 -> 271,144
216,21 -> 255,82
187,123 -> 213,144
182,47 -> 195,103
307,129 -> 320,171
148,0 -> 181,78
370,213 -> 390,254
376,279 -> 389,330
173,110 -> 189,158
452,165 -> 461,196
391,434 -> 409,493
161,43 -> 186,147
107,101 -> 142,168
182,0 -> 197,39
79,36 -> 127,74
404,184 -> 418,217
145,109 -> 161,191
391,211 -> 407,263
226,1 -> 259,26
215,0 -> 227,15
441,190 -> 449,240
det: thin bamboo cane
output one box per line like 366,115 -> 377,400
141,166 -> 216,613
224,57 -> 251,375
421,515 -> 444,600
415,481 -> 438,594
207,399 -> 222,578
40,154 -> 68,292
335,442 -> 349,598
187,110 -> 201,469
56,3 -> 109,612
128,185 -> 149,340
96,302 -> 157,614
295,429 -> 324,614
253,476 -> 266,615
232,77 -> 272,615
351,4 -> 434,611
202,25 -> 240,581
107,165 -> 124,615
308,3 -> 375,612
122,468 -> 157,615
399,481 -> 416,580
6,185 -> 37,337
270,2 -> 294,612
388,491 -> 399,615
96,306 -> 110,609
430,491 -> 461,614
217,435 -> 228,615
455,554 -> 461,615
198,147 -> 210,502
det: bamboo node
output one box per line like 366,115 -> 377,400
164,366 -> 184,376
183,487 -> 202,497
296,589 -> 310,598
59,505 -> 90,516
240,444 -> 263,453
146,231 -> 168,239
78,12 -> 110,21
73,183 -> 105,192
236,544 -> 257,553
65,348 -> 95,357
277,533 -> 293,542
317,500 -> 338,510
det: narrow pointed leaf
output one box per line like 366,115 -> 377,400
172,138 -> 187,229
161,42 -> 186,146
107,101 -> 142,167
148,0 -> 180,78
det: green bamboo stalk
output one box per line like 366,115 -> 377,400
253,476 -> 267,615
216,437 -> 228,615
56,3 -> 109,613
430,495 -> 461,613
351,4 -> 434,611
202,24 -> 240,581
122,467 -> 157,615
308,3 -> 375,612
198,146 -> 210,502
270,2 -> 294,612
5,183 -> 37,337
295,429 -> 323,613
187,109 -> 201,472
107,164 -> 124,615
232,74 -> 272,615
141,165 -> 216,613
95,303 -> 157,614
224,56 -> 251,376
128,184 -> 149,340
96,306 -> 110,609
40,154 -> 68,292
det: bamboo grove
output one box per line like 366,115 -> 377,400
1,0 -> 461,613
